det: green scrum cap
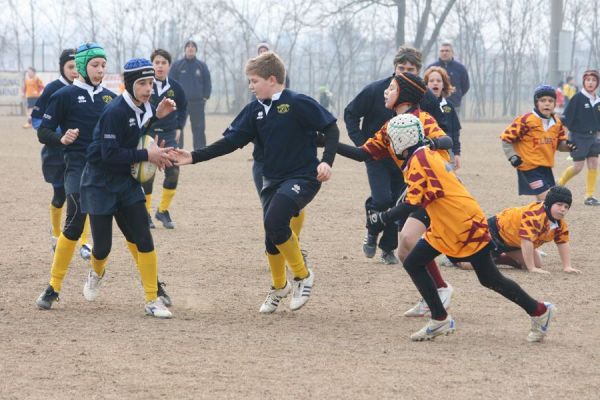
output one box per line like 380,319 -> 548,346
75,42 -> 106,79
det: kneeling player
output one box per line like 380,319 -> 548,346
80,59 -> 175,318
367,115 -> 555,342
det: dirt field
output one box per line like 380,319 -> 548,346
1,115 -> 599,400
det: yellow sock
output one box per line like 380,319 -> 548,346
49,234 -> 78,292
558,166 -> 576,186
290,209 -> 305,239
275,233 -> 308,279
586,169 -> 598,198
158,188 -> 176,212
145,194 -> 152,213
79,216 -> 90,246
137,250 -> 158,302
267,252 -> 287,289
91,254 -> 108,276
125,241 -> 139,266
50,204 -> 63,237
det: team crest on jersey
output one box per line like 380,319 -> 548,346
277,104 -> 290,114
102,95 -> 113,104
129,118 -> 136,127
77,95 -> 86,103
257,111 -> 264,120
167,89 -> 175,98
442,105 -> 452,113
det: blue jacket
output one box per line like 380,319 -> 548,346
561,91 -> 600,134
169,57 -> 211,102
344,76 -> 447,146
427,58 -> 470,107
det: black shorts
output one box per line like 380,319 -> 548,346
569,131 -> 600,161
487,216 -> 520,256
80,164 -> 145,215
63,151 -> 87,195
40,145 -> 65,184
398,207 -> 430,231
260,177 -> 320,216
517,166 -> 555,195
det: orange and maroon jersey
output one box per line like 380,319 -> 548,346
495,202 -> 569,248
24,76 -> 44,98
500,112 -> 566,171
361,108 -> 449,169
403,147 -> 490,258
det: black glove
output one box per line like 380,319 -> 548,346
566,140 -> 577,151
424,137 -> 440,151
508,155 -> 523,167
367,209 -> 387,231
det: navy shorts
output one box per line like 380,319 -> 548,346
487,216 -> 520,256
569,131 -> 600,161
517,166 -> 555,195
63,151 -> 87,195
260,177 -> 321,216
40,145 -> 65,185
150,129 -> 178,148
26,97 -> 38,108
80,164 -> 145,215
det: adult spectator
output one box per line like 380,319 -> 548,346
428,42 -> 470,110
170,40 -> 212,149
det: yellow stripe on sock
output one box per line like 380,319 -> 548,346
50,204 -> 63,238
275,233 -> 308,280
145,194 -> 153,213
586,169 -> 598,198
158,188 -> 176,213
137,250 -> 158,302
49,234 -> 78,292
91,254 -> 108,276
290,209 -> 305,239
267,252 -> 287,289
558,166 -> 576,186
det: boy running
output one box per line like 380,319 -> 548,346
170,52 -> 339,313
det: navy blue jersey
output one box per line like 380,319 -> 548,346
31,77 -> 69,123
41,80 -> 116,153
86,93 -> 152,175
439,98 -> 462,155
224,89 -> 336,180
561,91 -> 600,133
150,78 -> 187,131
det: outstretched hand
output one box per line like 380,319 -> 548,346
147,136 -> 173,170
167,148 -> 194,166
156,98 -> 177,119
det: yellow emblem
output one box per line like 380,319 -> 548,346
442,105 -> 452,113
167,89 -> 175,98
277,104 -> 290,113
102,95 -> 113,104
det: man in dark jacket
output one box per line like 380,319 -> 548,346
344,46 -> 447,265
170,40 -> 212,149
427,42 -> 470,109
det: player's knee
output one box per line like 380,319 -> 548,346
62,217 -> 85,241
163,166 -> 179,190
265,239 -> 278,255
51,189 -> 66,208
264,223 -> 292,246
398,233 -> 415,261
135,233 -> 154,253
92,240 -> 111,261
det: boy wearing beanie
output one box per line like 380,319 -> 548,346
557,70 -> 600,205
501,85 -> 575,201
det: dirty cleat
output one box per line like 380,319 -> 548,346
381,250 -> 399,265
148,213 -> 155,229
155,210 -> 175,229
36,285 -> 59,310
83,270 -> 104,301
259,281 -> 292,313
584,197 -> 600,206
404,285 -> 454,317
362,232 -> 377,258
145,297 -> 173,318
157,280 -> 172,307
289,269 -> 314,311
410,315 -> 455,341
79,244 -> 92,261
527,302 -> 556,343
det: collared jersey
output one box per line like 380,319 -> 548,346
224,89 -> 336,180
495,202 -> 569,248
150,78 -> 187,131
500,112 -> 566,171
403,147 -> 490,258
86,92 -> 152,175
361,109 -> 449,169
41,81 -> 116,153
562,91 -> 600,133
31,77 -> 68,122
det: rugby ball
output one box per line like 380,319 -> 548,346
131,135 -> 157,183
